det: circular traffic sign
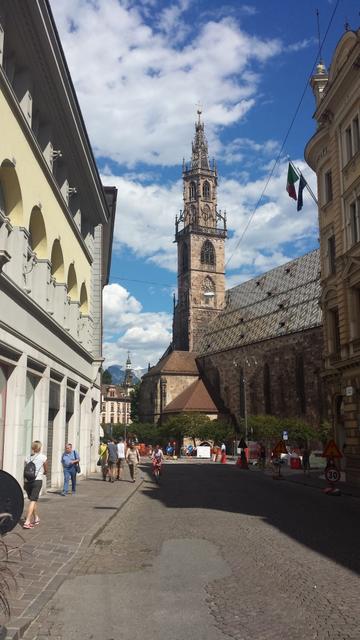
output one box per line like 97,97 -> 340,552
325,466 -> 340,484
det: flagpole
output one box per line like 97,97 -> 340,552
289,160 -> 318,205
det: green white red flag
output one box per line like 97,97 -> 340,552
286,163 -> 299,200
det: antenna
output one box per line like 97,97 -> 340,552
316,8 -> 323,62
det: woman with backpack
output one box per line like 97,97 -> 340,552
23,440 -> 48,529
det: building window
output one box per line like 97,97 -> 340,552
263,363 -> 272,414
354,115 -> 360,155
203,181 -> 211,199
324,170 -> 333,203
349,199 -> 360,246
328,235 -> 336,274
345,126 -> 353,163
201,240 -> 215,265
328,308 -> 341,354
239,367 -> 245,420
202,276 -> 215,305
189,182 -> 196,200
109,388 -> 115,398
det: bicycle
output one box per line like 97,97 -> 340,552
153,460 -> 162,484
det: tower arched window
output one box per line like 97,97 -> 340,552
203,181 -> 211,200
263,363 -> 272,414
201,240 -> 215,266
189,182 -> 196,200
182,243 -> 188,273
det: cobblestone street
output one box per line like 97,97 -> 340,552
22,462 -> 360,640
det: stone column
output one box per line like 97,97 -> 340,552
3,352 -> 27,483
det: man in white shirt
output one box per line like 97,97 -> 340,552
116,437 -> 126,481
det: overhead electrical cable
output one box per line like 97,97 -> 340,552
225,0 -> 340,271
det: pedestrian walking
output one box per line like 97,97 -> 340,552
126,442 -> 140,482
259,443 -> 266,470
23,440 -> 48,529
302,446 -> 311,475
61,443 -> 80,496
220,442 -> 227,464
116,437 -> 126,480
98,440 -> 108,480
107,438 -> 118,483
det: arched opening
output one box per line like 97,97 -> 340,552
67,264 -> 78,301
29,207 -> 47,258
0,160 -> 23,225
189,182 -> 196,200
201,240 -> 215,266
50,239 -> 65,281
80,282 -> 88,314
203,181 -> 211,199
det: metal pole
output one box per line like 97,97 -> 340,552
244,375 -> 248,442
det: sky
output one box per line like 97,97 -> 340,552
50,0 -> 359,372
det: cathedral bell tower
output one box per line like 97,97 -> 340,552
173,111 -> 227,351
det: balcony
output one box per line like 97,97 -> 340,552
175,223 -> 227,241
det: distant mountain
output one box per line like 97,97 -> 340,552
105,364 -> 144,385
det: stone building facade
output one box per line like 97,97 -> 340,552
0,0 -> 115,488
101,385 -> 132,426
305,28 -> 360,484
197,251 -> 324,430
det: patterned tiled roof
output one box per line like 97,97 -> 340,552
163,378 -> 218,413
198,249 -> 322,355
143,350 -> 199,377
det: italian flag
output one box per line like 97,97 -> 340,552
286,163 -> 299,200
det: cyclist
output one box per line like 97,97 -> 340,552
151,444 -> 164,477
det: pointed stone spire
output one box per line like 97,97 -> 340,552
191,109 -> 210,170
124,351 -> 133,387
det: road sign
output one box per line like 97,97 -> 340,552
323,440 -> 342,459
283,430 -> 288,441
272,440 -> 288,457
325,466 -> 340,484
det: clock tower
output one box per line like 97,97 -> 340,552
173,111 -> 227,351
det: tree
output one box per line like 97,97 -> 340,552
101,368 -> 112,385
130,383 -> 141,422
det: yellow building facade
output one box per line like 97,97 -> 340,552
305,29 -> 360,485
0,0 -> 116,487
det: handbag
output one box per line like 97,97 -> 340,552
96,457 -> 102,466
73,450 -> 81,474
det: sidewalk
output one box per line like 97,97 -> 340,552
4,470 -> 144,640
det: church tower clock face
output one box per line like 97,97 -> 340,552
173,111 -> 227,352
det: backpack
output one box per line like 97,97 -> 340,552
24,458 -> 37,482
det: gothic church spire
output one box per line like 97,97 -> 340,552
191,109 -> 210,170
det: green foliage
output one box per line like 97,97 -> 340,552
130,383 -> 141,422
158,414 -> 234,446
247,414 -> 318,446
101,368 -> 112,385
317,420 -> 333,444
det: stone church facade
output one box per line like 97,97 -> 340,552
139,114 -> 324,431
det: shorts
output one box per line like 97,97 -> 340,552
117,458 -> 125,468
108,460 -> 116,468
24,480 -> 42,502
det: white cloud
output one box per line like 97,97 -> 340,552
50,0 -> 283,167
103,283 -> 172,368
102,158 -> 318,277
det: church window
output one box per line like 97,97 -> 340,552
190,205 -> 196,224
201,240 -> 215,265
239,367 -> 245,419
182,243 -> 188,273
295,354 -> 306,414
189,182 -> 196,200
203,181 -> 211,199
263,363 -> 272,414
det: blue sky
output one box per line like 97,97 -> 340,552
50,0 -> 359,371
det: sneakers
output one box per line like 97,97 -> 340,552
60,492 -> 67,496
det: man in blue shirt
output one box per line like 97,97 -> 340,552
61,443 -> 80,496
